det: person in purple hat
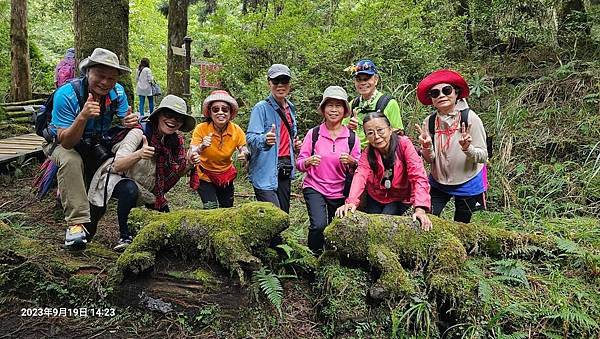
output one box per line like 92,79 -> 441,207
343,59 -> 404,147
415,69 -> 488,223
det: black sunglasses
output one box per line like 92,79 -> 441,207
271,77 -> 290,86
163,111 -> 185,122
429,85 -> 454,99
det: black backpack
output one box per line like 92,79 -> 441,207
310,126 -> 356,197
350,94 -> 392,115
427,108 -> 493,158
35,78 -> 119,143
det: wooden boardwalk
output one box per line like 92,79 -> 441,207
0,133 -> 46,164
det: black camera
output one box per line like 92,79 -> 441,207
75,136 -> 113,170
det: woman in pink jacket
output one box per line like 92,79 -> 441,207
296,86 -> 361,255
335,111 -> 432,231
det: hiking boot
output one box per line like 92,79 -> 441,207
113,236 -> 133,252
65,224 -> 88,250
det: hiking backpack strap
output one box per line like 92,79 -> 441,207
347,129 -> 356,154
427,112 -> 436,149
459,108 -> 470,129
375,94 -> 392,113
310,126 -> 320,156
396,135 -> 405,162
350,97 -> 360,111
266,98 -> 293,136
70,78 -> 86,111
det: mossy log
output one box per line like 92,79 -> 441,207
324,212 -> 593,299
116,202 -> 289,285
0,220 -> 115,303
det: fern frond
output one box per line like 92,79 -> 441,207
510,244 -> 555,258
555,238 -> 583,255
252,268 -> 284,317
477,280 -> 493,304
492,259 -> 529,287
559,307 -> 599,331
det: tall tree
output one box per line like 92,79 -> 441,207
167,0 -> 189,96
10,0 -> 32,102
74,0 -> 132,103
557,0 -> 591,51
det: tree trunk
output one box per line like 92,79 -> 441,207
74,0 -> 132,104
557,0 -> 591,51
205,0 -> 217,15
10,0 -> 32,102
167,0 -> 189,97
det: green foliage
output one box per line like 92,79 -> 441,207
391,295 -> 437,338
251,267 -> 286,318
491,259 -> 529,287
191,0 -> 456,132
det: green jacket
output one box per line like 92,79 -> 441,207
342,90 -> 404,147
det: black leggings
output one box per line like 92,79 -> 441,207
303,187 -> 345,255
88,179 -> 139,239
430,185 -> 483,223
197,180 -> 234,209
365,194 -> 410,215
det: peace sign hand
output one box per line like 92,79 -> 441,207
458,122 -> 472,151
414,124 -> 432,149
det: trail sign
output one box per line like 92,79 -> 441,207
198,62 -> 222,89
171,45 -> 186,57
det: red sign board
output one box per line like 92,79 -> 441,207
199,62 -> 221,88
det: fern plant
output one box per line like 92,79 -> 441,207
251,268 -> 294,318
491,259 -> 529,287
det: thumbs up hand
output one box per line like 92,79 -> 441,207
200,133 -> 213,150
80,93 -> 100,120
265,124 -> 277,146
138,135 -> 155,159
122,106 -> 140,128
347,109 -> 358,131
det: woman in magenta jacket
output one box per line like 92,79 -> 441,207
296,86 -> 361,255
335,111 -> 432,231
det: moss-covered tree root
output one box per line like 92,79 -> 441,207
116,202 -> 289,284
324,212 -> 598,299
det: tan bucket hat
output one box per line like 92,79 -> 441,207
201,90 -> 239,119
318,86 -> 351,118
79,48 -> 131,74
148,95 -> 196,132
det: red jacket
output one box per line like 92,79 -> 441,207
347,135 -> 431,211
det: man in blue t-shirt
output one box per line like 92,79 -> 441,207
43,48 -> 139,250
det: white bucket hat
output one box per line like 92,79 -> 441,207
318,86 -> 351,118
148,95 -> 197,132
79,48 -> 131,74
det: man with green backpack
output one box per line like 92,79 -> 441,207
343,59 -> 404,147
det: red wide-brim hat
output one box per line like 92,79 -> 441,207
416,69 -> 470,105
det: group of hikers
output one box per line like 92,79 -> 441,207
43,47 -> 488,255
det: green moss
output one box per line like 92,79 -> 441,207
68,274 -> 95,294
165,268 -> 218,289
86,243 -> 119,260
316,258 -> 370,333
367,245 -> 414,298
326,212 -> 600,299
116,202 -> 289,284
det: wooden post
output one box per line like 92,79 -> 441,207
183,36 -> 193,111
